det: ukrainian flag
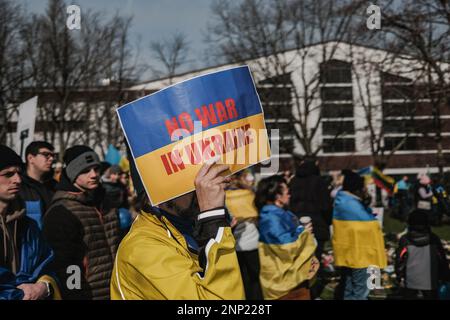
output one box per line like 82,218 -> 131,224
258,205 -> 317,300
332,191 -> 387,269
225,189 -> 258,219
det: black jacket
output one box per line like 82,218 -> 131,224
395,227 -> 450,289
19,174 -> 57,229
101,180 -> 128,210
288,161 -> 333,241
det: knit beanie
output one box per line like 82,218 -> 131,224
63,146 -> 100,183
0,145 -> 23,171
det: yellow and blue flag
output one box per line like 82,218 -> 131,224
225,189 -> 258,219
258,205 -> 317,300
332,191 -> 387,269
117,66 -> 270,205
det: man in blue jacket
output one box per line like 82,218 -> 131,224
0,145 -> 58,300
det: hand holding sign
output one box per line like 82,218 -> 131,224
195,162 -> 231,212
118,66 -> 270,205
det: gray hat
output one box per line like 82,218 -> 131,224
64,146 -> 100,183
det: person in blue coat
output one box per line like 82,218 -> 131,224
0,145 -> 59,300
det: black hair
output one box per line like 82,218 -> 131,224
25,141 -> 54,163
254,175 -> 287,211
407,209 -> 431,232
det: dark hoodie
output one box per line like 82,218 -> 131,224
396,224 -> 450,291
288,160 -> 333,241
42,170 -> 119,300
19,174 -> 57,229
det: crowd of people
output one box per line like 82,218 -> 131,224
1,141 -> 449,300
392,174 -> 450,227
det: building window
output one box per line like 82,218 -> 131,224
323,138 -> 355,153
384,137 -> 437,151
258,87 -> 292,103
266,121 -> 296,137
279,139 -> 295,154
322,121 -> 355,135
321,87 -> 353,101
382,85 -> 416,100
381,72 -> 412,84
383,102 -> 416,117
320,60 -> 352,84
263,103 -> 292,119
322,103 -> 353,118
383,119 -> 434,134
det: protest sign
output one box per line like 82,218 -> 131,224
16,96 -> 38,160
118,66 -> 270,205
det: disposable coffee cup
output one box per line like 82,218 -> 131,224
299,216 -> 312,226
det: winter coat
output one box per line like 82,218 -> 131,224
110,207 -> 245,300
0,199 -> 60,300
288,161 -> 333,241
395,228 -> 450,290
42,171 -> 120,300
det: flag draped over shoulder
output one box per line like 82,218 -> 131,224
258,205 -> 317,300
332,191 -> 387,269
358,166 -> 395,195
225,189 -> 258,219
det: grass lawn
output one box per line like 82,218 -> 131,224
383,210 -> 450,240
319,210 -> 450,299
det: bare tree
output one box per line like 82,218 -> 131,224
382,0 -> 450,176
20,0 -> 141,159
149,32 -> 190,84
351,47 -> 435,170
0,0 -> 27,144
83,16 -> 146,157
207,0 -> 366,157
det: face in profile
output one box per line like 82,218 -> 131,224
276,183 -> 291,207
28,148 -> 55,173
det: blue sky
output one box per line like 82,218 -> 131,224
19,0 -> 216,81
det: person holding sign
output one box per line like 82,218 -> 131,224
110,161 -> 245,300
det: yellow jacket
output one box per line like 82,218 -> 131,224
110,209 -> 245,300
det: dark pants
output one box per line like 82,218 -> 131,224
310,239 -> 326,299
396,191 -> 410,221
236,250 -> 263,300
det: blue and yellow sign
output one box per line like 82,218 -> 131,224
117,66 -> 270,205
